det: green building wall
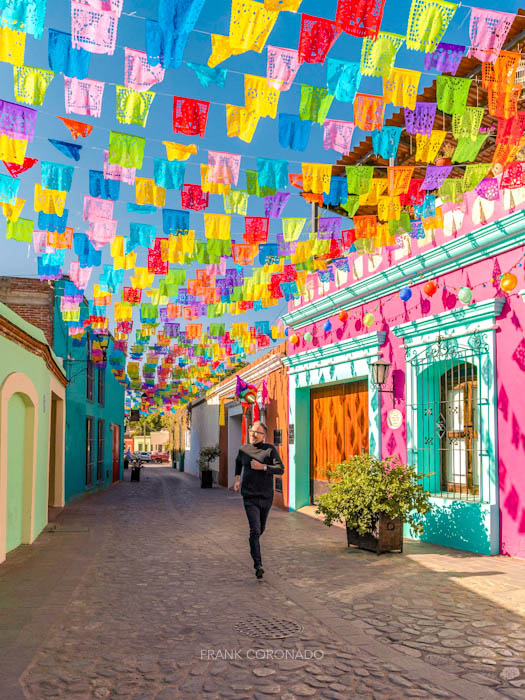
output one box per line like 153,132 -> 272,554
53,282 -> 125,503
0,302 -> 66,555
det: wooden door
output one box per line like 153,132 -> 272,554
310,381 -> 368,503
111,424 -> 120,482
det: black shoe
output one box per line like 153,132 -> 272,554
255,567 -> 264,579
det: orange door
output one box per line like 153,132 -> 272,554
112,424 -> 120,482
310,381 -> 368,503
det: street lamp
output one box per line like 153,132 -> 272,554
371,360 -> 391,388
370,360 -> 395,406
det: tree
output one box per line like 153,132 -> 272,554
129,413 -> 165,436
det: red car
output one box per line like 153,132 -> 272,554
150,451 -> 170,464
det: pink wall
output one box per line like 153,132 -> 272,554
287,189 -> 525,558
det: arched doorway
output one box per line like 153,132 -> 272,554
0,373 -> 38,563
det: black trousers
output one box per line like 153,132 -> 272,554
243,496 -> 273,569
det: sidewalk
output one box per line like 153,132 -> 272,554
0,467 -> 524,699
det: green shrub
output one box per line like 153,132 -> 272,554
316,454 -> 432,536
198,445 -> 220,471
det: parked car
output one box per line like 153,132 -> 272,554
150,451 -> 170,464
133,451 -> 152,462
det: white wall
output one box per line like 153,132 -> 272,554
185,402 -> 220,479
150,430 -> 169,452
227,405 -> 243,489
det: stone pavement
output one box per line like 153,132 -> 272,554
0,468 -> 525,700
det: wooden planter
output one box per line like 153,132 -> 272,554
346,515 -> 403,554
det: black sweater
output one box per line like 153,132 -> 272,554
235,442 -> 284,499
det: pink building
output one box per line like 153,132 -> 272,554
283,187 -> 525,558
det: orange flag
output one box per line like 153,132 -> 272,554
57,116 -> 93,140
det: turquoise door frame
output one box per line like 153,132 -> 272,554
393,298 -> 503,555
283,332 -> 385,511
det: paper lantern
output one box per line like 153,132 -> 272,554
458,286 -> 472,304
424,280 -> 438,297
501,272 -> 517,292
338,310 -> 348,322
289,334 -> 299,345
304,331 -> 313,342
363,313 -> 374,327
399,287 -> 412,302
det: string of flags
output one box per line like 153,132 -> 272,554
1,0 -> 525,415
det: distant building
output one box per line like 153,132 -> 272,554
0,277 -> 125,503
0,301 -> 66,563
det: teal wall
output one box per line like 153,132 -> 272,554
53,282 -> 125,503
0,302 -> 65,553
284,333 -> 384,512
404,499 -> 497,556
6,393 -> 25,552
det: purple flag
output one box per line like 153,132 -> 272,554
424,43 -> 465,76
264,192 -> 290,219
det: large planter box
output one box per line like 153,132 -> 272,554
346,515 -> 403,554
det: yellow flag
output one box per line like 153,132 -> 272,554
136,178 -> 166,206
2,197 -> 24,222
0,27 -> 25,66
229,0 -> 278,52
0,134 -> 27,164
302,163 -> 332,194
245,74 -> 280,118
163,141 -> 197,161
204,213 -> 231,240
226,105 -> 259,143
208,34 -> 243,68
34,183 -> 66,216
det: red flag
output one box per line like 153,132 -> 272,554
172,97 -> 210,137
3,157 -> 38,177
335,0 -> 385,39
298,15 -> 340,64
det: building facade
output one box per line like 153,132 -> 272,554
283,190 -> 525,557
0,301 -> 66,564
0,277 -> 125,503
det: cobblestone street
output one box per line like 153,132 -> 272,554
1,467 -> 525,700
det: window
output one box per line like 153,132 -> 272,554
407,337 -> 486,502
86,335 -> 94,401
440,365 -> 479,496
98,368 -> 105,407
97,419 -> 105,481
86,417 -> 94,486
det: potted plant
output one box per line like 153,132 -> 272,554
435,143 -> 455,167
198,445 -> 220,488
316,454 -> 431,554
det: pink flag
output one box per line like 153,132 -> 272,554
64,76 -> 105,118
60,296 -> 81,312
83,195 -> 114,222
75,0 -> 123,16
33,230 -> 54,255
468,8 -> 515,64
69,261 -> 92,289
323,119 -> 355,153
87,219 -> 118,249
207,151 -> 241,185
124,48 -> 165,92
103,149 -> 136,185
266,46 -> 300,91
71,1 -> 119,55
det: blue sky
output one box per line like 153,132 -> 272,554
0,0 -> 522,341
